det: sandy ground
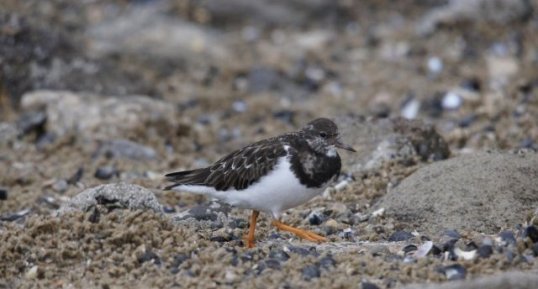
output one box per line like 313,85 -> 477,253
1,0 -> 538,288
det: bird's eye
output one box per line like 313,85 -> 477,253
319,132 -> 327,138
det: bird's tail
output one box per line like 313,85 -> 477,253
164,168 -> 210,190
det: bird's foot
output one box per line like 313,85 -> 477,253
271,220 -> 327,243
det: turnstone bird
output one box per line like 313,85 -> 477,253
165,118 -> 355,248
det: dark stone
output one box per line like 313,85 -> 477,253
94,166 -> 117,180
524,226 -> 538,243
0,209 -> 30,222
35,132 -> 57,150
465,241 -> 478,251
302,264 -> 321,280
88,207 -> 100,223
210,236 -> 231,243
441,239 -> 458,252
319,255 -> 336,269
460,78 -> 481,92
67,167 -> 84,184
171,253 -> 190,270
0,188 -> 7,200
431,245 -> 442,256
499,230 -> 516,245
188,205 -> 218,221
308,211 -> 325,226
273,110 -> 295,124
287,246 -> 312,256
163,206 -> 176,213
137,250 -> 161,265
458,114 -> 477,128
477,245 -> 493,258
361,282 -> 380,289
443,229 -> 461,240
16,111 -> 47,136
438,264 -> 466,280
388,230 -> 414,242
264,259 -> 281,270
402,244 -> 418,254
269,249 -> 290,262
229,218 -> 248,229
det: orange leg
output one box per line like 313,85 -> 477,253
271,220 -> 327,242
243,210 -> 259,248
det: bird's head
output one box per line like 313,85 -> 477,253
301,118 -> 356,156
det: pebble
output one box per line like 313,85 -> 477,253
1,208 -> 31,222
400,97 -> 420,119
52,179 -> 68,193
361,282 -> 380,289
137,250 -> 161,266
94,166 -> 117,180
0,188 -> 7,200
302,264 -> 321,280
524,225 -> 538,243
319,255 -> 336,269
442,91 -> 463,110
25,265 -> 39,279
67,167 -> 84,184
269,249 -> 290,262
415,241 -> 433,258
499,230 -> 517,246
170,253 -> 189,273
402,244 -> 418,254
427,56 -> 443,75
210,236 -> 230,243
439,264 -> 466,280
272,110 -> 295,124
478,244 -> 493,258
263,259 -> 281,270
232,100 -> 247,113
388,230 -> 414,242
88,207 -> 100,223
308,211 -> 325,226
16,111 -> 46,136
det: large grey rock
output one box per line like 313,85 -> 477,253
401,271 -> 538,289
20,90 -> 176,141
377,152 -> 538,235
336,116 -> 450,173
59,183 -> 163,214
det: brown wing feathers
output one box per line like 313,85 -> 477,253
165,140 -> 287,191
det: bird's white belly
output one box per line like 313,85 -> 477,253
173,157 -> 327,219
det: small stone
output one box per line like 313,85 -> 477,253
88,207 -> 100,223
210,236 -> 230,243
17,111 -> 47,136
229,218 -> 248,229
402,244 -> 417,255
443,229 -> 461,240
499,230 -> 516,246
478,245 -> 493,258
269,249 -> 290,262
427,57 -> 443,75
319,255 -> 336,269
439,264 -> 466,281
302,264 -> 321,280
163,206 -> 176,213
263,259 -> 281,270
171,253 -> 189,271
286,246 -> 312,257
388,230 -> 414,242
67,167 -> 84,184
524,226 -> 538,243
52,179 -> 68,193
442,91 -> 463,110
1,208 -> 31,222
187,205 -> 218,221
25,265 -> 39,279
0,188 -> 7,200
361,282 -> 380,289
400,97 -> 420,119
100,139 -> 157,161
232,100 -> 247,113
308,211 -> 325,226
431,245 -> 442,256
94,166 -> 117,180
273,110 -> 295,124
137,250 -> 161,265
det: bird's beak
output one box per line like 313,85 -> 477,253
335,139 -> 356,152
